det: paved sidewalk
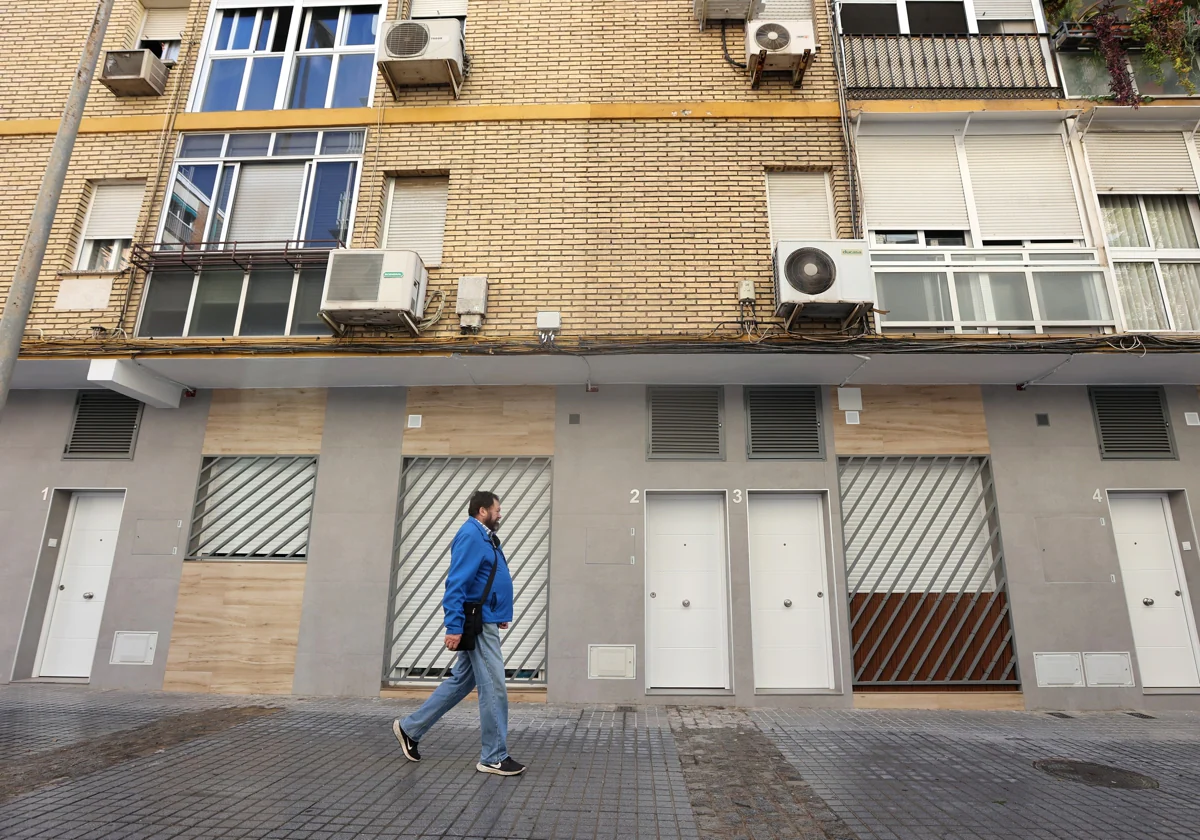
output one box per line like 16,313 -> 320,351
1,684 -> 1199,839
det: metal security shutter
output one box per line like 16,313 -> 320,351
64,391 -> 143,459
856,135 -> 970,230
386,457 -> 551,684
1089,386 -> 1176,459
1085,133 -> 1199,193
648,387 -> 723,459
84,183 -> 145,240
745,386 -> 823,459
141,8 -> 188,39
766,172 -> 833,242
225,163 -> 306,245
756,0 -> 815,18
188,456 -> 318,558
410,0 -> 468,16
384,176 -> 449,266
965,134 -> 1084,239
973,0 -> 1035,18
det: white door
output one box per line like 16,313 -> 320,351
38,492 -> 125,678
749,493 -> 834,690
1110,494 -> 1200,689
645,493 -> 730,689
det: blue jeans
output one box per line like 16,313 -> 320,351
401,623 -> 509,765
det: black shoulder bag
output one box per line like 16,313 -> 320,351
457,537 -> 499,652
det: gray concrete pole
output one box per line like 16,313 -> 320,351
0,0 -> 116,415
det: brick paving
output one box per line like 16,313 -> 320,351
2,685 -> 1200,839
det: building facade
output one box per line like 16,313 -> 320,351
1,0 -> 1199,711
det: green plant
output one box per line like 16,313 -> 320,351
1130,0 -> 1195,93
1094,2 -> 1145,104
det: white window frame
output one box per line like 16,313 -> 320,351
136,10 -> 183,63
74,184 -> 143,273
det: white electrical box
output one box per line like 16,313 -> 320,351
110,631 -> 158,665
1033,652 -> 1084,687
588,644 -> 636,679
1082,652 -> 1134,687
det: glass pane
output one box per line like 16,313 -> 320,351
201,58 -> 247,111
244,56 -> 283,110
926,231 -> 967,247
139,270 -> 194,336
215,12 -> 234,49
873,231 -> 919,245
273,131 -> 319,155
872,253 -> 945,262
84,239 -> 117,271
1058,52 -> 1109,98
232,11 -> 255,49
1099,196 -> 1149,248
840,3 -> 901,34
331,53 -> 374,107
1160,263 -> 1200,331
1035,271 -> 1113,321
179,134 -> 225,158
876,272 -> 952,321
1113,262 -> 1168,329
226,133 -> 272,156
208,165 -> 236,242
304,161 -> 357,246
272,8 -> 293,51
291,268 -> 331,334
256,11 -> 273,50
1130,54 -> 1194,97
907,1 -> 969,34
240,269 -> 295,335
289,55 -> 333,108
306,8 -> 339,48
321,130 -> 365,155
956,272 -> 1033,321
345,7 -> 379,45
163,163 -> 218,247
1145,196 -> 1198,249
188,270 -> 244,336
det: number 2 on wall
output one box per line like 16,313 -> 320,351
630,489 -> 640,504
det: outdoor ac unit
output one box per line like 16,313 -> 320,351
773,240 -> 872,323
100,49 -> 168,96
320,249 -> 429,335
377,18 -> 464,99
745,19 -> 818,69
693,0 -> 756,27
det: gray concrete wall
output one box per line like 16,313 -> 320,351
548,384 -> 852,707
984,384 -> 1200,711
0,389 -> 210,689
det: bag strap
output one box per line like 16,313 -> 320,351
479,540 -> 500,605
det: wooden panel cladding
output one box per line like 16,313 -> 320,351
164,562 -> 306,695
402,386 -> 555,456
853,692 -> 1024,710
203,389 -> 327,455
832,385 -> 989,455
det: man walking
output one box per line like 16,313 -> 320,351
392,490 -> 526,776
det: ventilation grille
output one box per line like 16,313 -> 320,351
746,387 -> 822,459
1089,387 -> 1175,459
64,391 -> 143,459
104,50 -> 146,77
326,251 -> 384,301
386,21 -> 430,57
648,387 -> 723,459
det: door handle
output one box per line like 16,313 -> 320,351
1143,597 -> 1155,606
784,599 -> 793,608
682,599 -> 691,608
649,592 -> 656,598
817,591 -> 824,598
83,592 -> 94,600
58,584 -> 65,591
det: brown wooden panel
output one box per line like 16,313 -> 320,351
164,562 -> 306,695
203,389 -> 327,455
832,385 -> 989,455
853,692 -> 1023,709
402,386 -> 555,456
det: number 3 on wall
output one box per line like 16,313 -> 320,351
630,489 -> 640,504
732,489 -> 743,504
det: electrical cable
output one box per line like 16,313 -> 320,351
721,20 -> 748,69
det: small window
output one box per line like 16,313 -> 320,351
1089,387 -> 1176,460
926,230 -> 967,247
766,172 -> 834,242
64,391 -> 144,459
840,3 -> 902,34
77,183 -> 145,271
384,176 -> 450,266
907,1 -> 969,34
874,231 -> 920,245
139,7 -> 187,62
647,387 -> 723,460
745,387 -> 823,459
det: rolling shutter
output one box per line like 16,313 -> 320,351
1089,387 -> 1176,459
384,177 -> 449,266
856,135 -> 970,230
84,183 -> 145,240
64,391 -> 144,459
756,0 -> 815,17
410,0 -> 468,17
745,386 -> 823,459
973,0 -> 1035,18
648,387 -> 724,459
225,163 -> 306,246
1085,133 -> 1199,193
142,8 -> 188,40
965,134 -> 1084,239
766,172 -> 834,242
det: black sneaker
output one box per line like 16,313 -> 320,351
476,757 -> 526,776
392,720 -> 420,762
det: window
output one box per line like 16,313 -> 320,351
766,172 -> 834,242
840,3 -> 902,34
873,230 -> 968,247
195,2 -> 379,112
906,1 -> 969,33
647,387 -> 723,460
839,0 -> 980,35
64,391 -> 144,459
383,176 -> 450,266
76,182 -> 145,272
1089,387 -> 1176,460
1061,51 -> 1197,99
139,7 -> 187,62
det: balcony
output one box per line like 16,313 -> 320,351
842,34 -> 1059,98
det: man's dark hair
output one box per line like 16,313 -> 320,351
468,490 -> 500,518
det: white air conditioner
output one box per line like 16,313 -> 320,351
100,49 -> 168,96
693,0 -> 756,28
745,19 -> 818,69
774,240 -> 872,324
377,18 -> 465,99
320,249 -> 429,335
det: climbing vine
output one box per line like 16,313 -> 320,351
1130,0 -> 1196,92
1092,3 -> 1145,104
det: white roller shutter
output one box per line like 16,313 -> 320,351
766,172 -> 834,241
410,0 -> 468,17
225,163 -> 306,245
973,0 -> 1035,18
1085,133 -> 1199,193
384,176 -> 449,266
142,8 -> 188,39
84,183 -> 145,240
965,134 -> 1084,239
190,457 -> 317,559
857,135 -> 970,230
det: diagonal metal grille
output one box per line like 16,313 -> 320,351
838,456 -> 1019,687
385,456 -> 552,685
187,456 -> 318,559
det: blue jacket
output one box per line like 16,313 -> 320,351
443,518 -> 513,634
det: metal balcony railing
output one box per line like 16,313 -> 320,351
842,34 -> 1058,97
130,239 -> 341,272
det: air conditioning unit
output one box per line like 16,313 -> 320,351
377,18 -> 465,99
774,240 -> 873,325
693,0 -> 756,28
100,49 -> 168,96
320,249 -> 429,335
746,20 -> 818,69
